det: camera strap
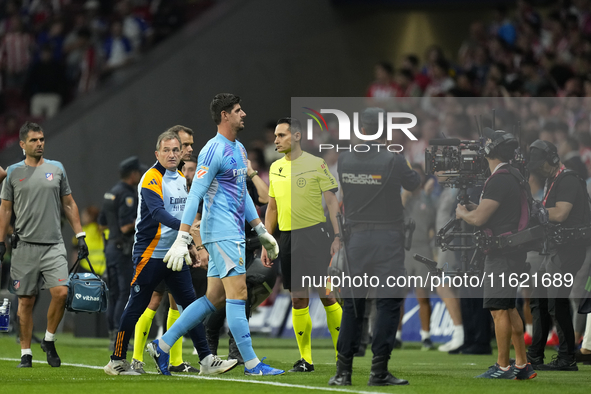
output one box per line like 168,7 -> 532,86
544,168 -> 591,224
478,165 -> 544,253
480,163 -> 509,202
542,165 -> 566,207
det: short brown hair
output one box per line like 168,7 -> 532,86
166,125 -> 193,136
19,121 -> 43,141
210,93 -> 241,125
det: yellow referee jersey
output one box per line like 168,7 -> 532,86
269,151 -> 338,231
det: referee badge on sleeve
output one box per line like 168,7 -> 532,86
126,197 -> 134,207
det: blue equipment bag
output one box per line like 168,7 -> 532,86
66,257 -> 109,313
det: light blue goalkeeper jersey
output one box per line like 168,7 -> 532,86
182,132 -> 258,243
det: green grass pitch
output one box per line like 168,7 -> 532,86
0,334 -> 589,394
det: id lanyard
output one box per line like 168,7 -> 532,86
542,165 -> 566,207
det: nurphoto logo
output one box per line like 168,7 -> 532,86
302,107 -> 418,153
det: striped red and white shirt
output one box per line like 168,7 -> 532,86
1,32 -> 32,74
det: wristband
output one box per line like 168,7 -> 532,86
248,170 -> 258,179
195,245 -> 205,251
76,232 -> 86,239
334,233 -> 341,238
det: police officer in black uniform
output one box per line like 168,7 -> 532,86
526,140 -> 590,371
99,156 -> 145,349
329,108 -> 420,386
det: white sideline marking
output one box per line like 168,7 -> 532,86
0,358 -> 378,394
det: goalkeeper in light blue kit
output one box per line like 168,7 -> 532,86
147,93 -> 284,376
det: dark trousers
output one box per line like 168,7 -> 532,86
460,297 -> 492,350
337,229 -> 406,358
529,246 -> 586,359
105,245 -> 133,332
459,286 -> 492,350
112,257 -> 210,360
529,295 -> 569,358
338,297 -> 403,358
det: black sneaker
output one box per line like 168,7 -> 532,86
421,338 -> 435,351
575,350 -> 591,363
328,371 -> 351,385
41,339 -> 61,367
527,353 -> 544,369
289,358 -> 314,372
536,355 -> 578,371
368,371 -> 409,386
460,345 -> 492,355
169,361 -> 199,373
17,354 -> 32,368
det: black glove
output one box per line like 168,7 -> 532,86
77,236 -> 89,260
0,242 -> 5,262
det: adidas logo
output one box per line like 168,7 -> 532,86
298,331 -> 304,336
242,333 -> 251,339
148,179 -> 157,186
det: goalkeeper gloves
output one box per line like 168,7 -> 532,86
164,231 -> 192,271
254,223 -> 279,261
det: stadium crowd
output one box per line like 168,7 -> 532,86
1,0 -> 591,384
0,0 -> 213,151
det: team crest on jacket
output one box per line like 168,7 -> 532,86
13,280 -> 20,290
45,173 -> 53,181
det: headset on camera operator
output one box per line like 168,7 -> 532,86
525,139 -> 591,372
455,128 -> 536,380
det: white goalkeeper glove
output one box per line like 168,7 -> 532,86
254,223 -> 279,261
164,231 -> 192,271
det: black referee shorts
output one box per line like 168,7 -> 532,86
280,222 -> 333,292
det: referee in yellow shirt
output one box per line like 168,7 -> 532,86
261,117 -> 343,373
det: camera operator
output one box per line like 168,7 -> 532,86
526,140 -> 590,371
455,129 -> 536,380
329,107 -> 420,386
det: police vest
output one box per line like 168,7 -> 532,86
340,151 -> 403,225
101,181 -> 135,252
